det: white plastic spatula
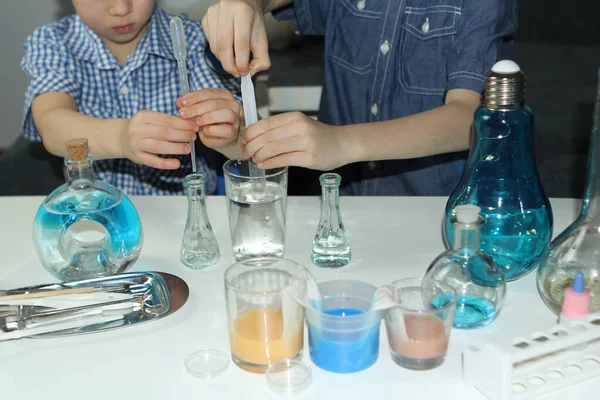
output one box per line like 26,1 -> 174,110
241,74 -> 266,198
283,264 -> 323,313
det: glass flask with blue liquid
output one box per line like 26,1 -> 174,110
426,205 -> 506,329
33,138 -> 143,281
444,60 -> 553,281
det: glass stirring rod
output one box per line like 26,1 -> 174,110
170,17 -> 197,173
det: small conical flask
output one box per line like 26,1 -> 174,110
537,69 -> 600,315
426,205 -> 506,329
444,60 -> 553,282
311,173 -> 351,268
180,173 -> 220,269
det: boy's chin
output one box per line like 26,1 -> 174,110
104,29 -> 144,45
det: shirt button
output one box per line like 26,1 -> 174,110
119,85 -> 130,96
380,40 -> 390,55
368,161 -> 376,170
357,0 -> 365,10
371,103 -> 378,116
422,17 -> 430,33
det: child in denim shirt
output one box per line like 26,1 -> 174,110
201,0 -> 517,196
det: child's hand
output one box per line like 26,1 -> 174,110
242,112 -> 349,171
202,0 -> 270,76
177,88 -> 242,152
122,110 -> 198,169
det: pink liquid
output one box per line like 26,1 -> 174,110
390,315 -> 448,359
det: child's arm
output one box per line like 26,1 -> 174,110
32,92 -> 198,170
241,89 -> 480,171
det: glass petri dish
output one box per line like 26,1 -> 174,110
266,359 -> 312,395
184,349 -> 229,379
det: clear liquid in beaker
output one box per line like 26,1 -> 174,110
228,182 -> 286,261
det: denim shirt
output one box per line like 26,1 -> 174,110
274,0 -> 517,195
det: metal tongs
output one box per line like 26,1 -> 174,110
0,285 -> 148,341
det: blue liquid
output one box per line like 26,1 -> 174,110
432,295 -> 498,329
33,185 -> 143,280
447,204 -> 551,281
307,307 -> 380,373
445,106 -> 553,282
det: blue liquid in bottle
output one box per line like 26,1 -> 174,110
432,294 -> 498,329
428,204 -> 506,329
444,62 -> 552,281
33,141 -> 143,281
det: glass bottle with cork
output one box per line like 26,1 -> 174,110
33,138 -> 143,281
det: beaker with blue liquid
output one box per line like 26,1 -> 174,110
304,280 -> 381,373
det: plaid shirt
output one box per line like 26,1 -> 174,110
21,7 -> 240,195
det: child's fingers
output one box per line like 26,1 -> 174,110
250,136 -> 306,164
201,124 -> 237,139
257,151 -> 307,170
180,98 -> 236,120
234,13 -> 252,75
249,25 -> 271,74
195,109 -> 239,127
139,138 -> 191,156
140,124 -> 196,143
138,153 -> 181,170
242,125 -> 298,159
216,12 -> 238,76
199,135 -> 233,149
163,129 -> 197,143
179,88 -> 233,107
242,112 -> 299,142
146,112 -> 199,131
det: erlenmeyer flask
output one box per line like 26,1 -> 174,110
537,69 -> 600,314
180,173 -> 219,269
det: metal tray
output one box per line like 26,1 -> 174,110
0,271 -> 189,338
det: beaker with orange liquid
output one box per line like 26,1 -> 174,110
224,257 -> 304,373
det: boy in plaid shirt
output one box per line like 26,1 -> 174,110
21,0 -> 243,195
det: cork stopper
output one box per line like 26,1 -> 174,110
66,138 -> 89,161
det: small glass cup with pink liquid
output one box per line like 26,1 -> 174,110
383,277 -> 457,370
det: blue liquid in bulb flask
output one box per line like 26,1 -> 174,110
431,294 -> 497,329
34,185 -> 142,281
445,105 -> 553,281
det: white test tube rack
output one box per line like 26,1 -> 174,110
463,312 -> 600,400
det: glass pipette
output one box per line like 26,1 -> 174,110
170,16 -> 197,173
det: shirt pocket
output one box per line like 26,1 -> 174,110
399,1 -> 462,95
329,0 -> 384,75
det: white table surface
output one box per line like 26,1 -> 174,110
0,196 -> 598,398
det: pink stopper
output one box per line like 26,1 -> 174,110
561,272 -> 590,318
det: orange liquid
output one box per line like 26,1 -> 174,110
392,315 -> 448,359
230,308 -> 303,373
